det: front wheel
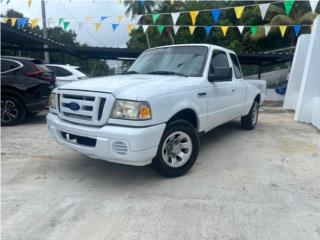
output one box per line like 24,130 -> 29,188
152,120 -> 199,177
241,101 -> 259,130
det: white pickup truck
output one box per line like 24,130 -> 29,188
47,44 -> 266,177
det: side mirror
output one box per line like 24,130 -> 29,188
208,67 -> 232,82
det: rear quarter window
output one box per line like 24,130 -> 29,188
1,59 -> 22,73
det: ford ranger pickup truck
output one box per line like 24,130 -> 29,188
47,44 -> 266,177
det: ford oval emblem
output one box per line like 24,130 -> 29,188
65,102 -> 80,111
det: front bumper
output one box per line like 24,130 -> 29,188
47,113 -> 166,166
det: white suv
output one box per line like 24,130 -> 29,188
46,64 -> 88,87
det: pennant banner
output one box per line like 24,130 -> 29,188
221,26 -> 229,36
264,26 -> 271,36
157,25 -> 165,34
284,0 -> 295,16
211,9 -> 221,24
117,16 -> 123,23
17,18 -> 27,29
95,22 -> 101,31
189,11 -> 199,25
28,0 -> 32,8
234,6 -> 245,19
293,24 -> 301,36
189,25 -> 196,35
250,26 -> 257,36
173,25 -> 179,34
142,25 -> 148,33
112,23 -> 119,31
30,18 -> 39,28
279,25 -> 287,37
237,26 -> 244,34
152,13 -> 160,24
309,0 -> 319,12
259,3 -> 270,19
171,13 -> 180,25
127,23 -> 134,33
58,18 -> 64,25
100,16 -> 108,21
63,21 -> 70,30
205,26 -> 212,36
10,18 -> 17,27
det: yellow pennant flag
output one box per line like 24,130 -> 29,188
85,16 -> 92,22
279,25 -> 287,37
95,22 -> 102,31
117,16 -> 123,23
220,26 -> 229,36
2,17 -> 8,24
189,11 -> 199,25
11,18 -> 17,26
31,18 -> 39,28
234,6 -> 245,19
28,0 -> 32,8
188,26 -> 196,35
127,24 -> 134,33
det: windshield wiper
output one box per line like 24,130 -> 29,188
122,70 -> 140,75
147,71 -> 187,77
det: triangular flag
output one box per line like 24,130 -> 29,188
127,23 -> 134,33
17,18 -> 27,28
205,26 -> 212,36
171,13 -> 180,25
152,13 -> 160,23
279,25 -> 287,37
78,22 -> 84,31
293,24 -> 301,36
85,16 -> 92,22
237,26 -> 244,34
284,0 -> 295,16
250,26 -> 257,36
188,26 -> 196,35
95,22 -> 102,31
134,14 -> 142,24
259,3 -> 270,19
6,0 -> 10,4
220,26 -> 229,36
234,6 -> 245,19
157,25 -> 165,34
309,0 -> 319,12
189,11 -> 199,25
173,26 -> 179,34
100,16 -> 108,21
140,0 -> 144,7
10,18 -> 17,26
171,0 -> 174,4
117,16 -> 123,23
30,18 -> 39,28
58,18 -> 64,25
142,25 -> 148,33
63,21 -> 70,30
28,0 -> 32,8
1,17 -> 8,24
112,23 -> 119,31
264,26 -> 271,36
211,9 -> 221,24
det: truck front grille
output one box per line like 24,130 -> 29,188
57,90 -> 114,126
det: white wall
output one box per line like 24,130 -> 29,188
283,35 -> 310,110
292,16 -> 320,129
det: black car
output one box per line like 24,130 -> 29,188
1,56 -> 56,126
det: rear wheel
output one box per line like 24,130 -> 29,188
241,101 -> 259,130
1,95 -> 26,126
152,120 -> 199,177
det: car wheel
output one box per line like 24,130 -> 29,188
241,100 -> 259,130
152,120 -> 199,177
1,95 -> 26,126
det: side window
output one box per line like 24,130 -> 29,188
209,50 -> 229,74
1,59 -> 22,74
58,67 -> 72,77
47,66 -> 72,77
230,54 -> 242,79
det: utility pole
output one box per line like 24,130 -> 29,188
41,0 -> 50,63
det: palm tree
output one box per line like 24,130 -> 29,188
123,0 -> 161,47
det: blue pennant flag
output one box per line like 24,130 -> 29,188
140,0 -> 144,7
205,26 -> 212,36
112,23 -> 119,31
17,18 -> 27,29
211,9 -> 221,24
293,25 -> 301,37
100,16 -> 108,21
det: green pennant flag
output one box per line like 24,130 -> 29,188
58,18 -> 64,25
284,0 -> 294,16
250,26 -> 257,36
157,25 -> 165,34
63,21 -> 70,30
152,13 -> 160,23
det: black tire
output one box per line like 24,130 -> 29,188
1,95 -> 26,126
152,120 -> 200,178
241,100 -> 259,130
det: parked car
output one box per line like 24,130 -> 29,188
45,64 -> 88,87
1,56 -> 55,126
47,44 -> 266,177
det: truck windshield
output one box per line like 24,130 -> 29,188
127,46 -> 208,77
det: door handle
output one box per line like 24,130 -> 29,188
197,92 -> 207,97
232,89 -> 236,92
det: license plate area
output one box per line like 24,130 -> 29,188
60,131 -> 97,147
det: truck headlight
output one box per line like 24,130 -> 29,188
111,100 -> 152,120
49,93 -> 57,109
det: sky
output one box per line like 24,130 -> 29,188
1,0 -> 133,48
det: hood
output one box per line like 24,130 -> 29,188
58,74 -> 203,100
